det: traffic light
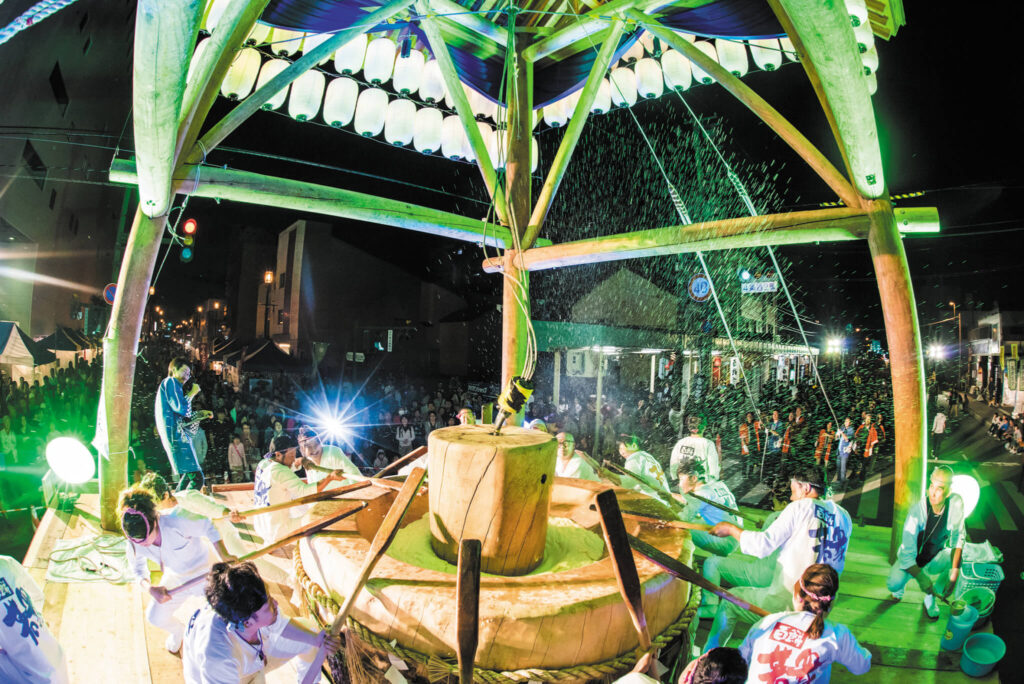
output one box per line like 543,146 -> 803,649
180,218 -> 197,262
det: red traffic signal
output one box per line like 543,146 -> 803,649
182,218 -> 197,235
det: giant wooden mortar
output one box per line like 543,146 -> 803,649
295,425 -> 696,680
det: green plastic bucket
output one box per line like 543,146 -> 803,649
960,587 -> 996,629
960,633 -> 1005,677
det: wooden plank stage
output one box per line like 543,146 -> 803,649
24,494 -> 1006,682
693,508 -> 1005,683
23,492 -> 321,683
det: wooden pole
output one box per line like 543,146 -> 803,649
230,480 -> 370,518
417,0 -> 508,226
109,160 -> 520,249
595,490 -> 652,651
100,208 -> 167,531
594,350 -> 604,456
131,0 -> 203,218
553,350 -> 561,408
374,445 -> 427,477
626,10 -> 860,210
499,38 -> 533,409
865,199 -> 926,561
522,20 -> 625,249
483,208 -> 872,272
456,539 -> 482,683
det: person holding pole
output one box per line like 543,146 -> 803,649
183,561 -> 340,684
740,564 -> 871,682
119,486 -> 235,655
252,434 -> 350,544
676,461 -> 741,557
295,426 -> 361,489
886,466 -> 965,619
155,357 -> 212,492
701,468 -> 851,653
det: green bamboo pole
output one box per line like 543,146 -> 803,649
109,160 -> 521,248
416,0 -> 509,226
625,10 -> 860,211
132,0 -> 203,218
521,19 -> 625,250
190,0 -> 416,161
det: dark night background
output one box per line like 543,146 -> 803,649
150,2 -> 1022,346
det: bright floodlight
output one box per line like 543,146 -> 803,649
46,437 -> 96,484
826,337 -> 844,354
313,409 -> 352,442
927,343 -> 944,360
950,474 -> 980,517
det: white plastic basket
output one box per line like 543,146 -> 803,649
955,562 -> 1004,597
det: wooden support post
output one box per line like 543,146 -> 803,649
553,350 -> 561,408
484,207 -> 872,273
192,0 -> 415,160
594,350 -> 604,456
100,208 -> 167,530
500,37 -> 533,406
523,20 -> 625,250
132,0 -> 203,218
865,199 -> 926,561
626,10 -> 860,210
109,160 -> 521,248
417,0 -> 508,226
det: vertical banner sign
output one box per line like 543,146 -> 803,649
1012,343 -> 1019,360
1000,344 -> 1005,372
777,357 -> 785,381
730,357 -> 740,385
712,356 -> 722,386
387,329 -> 393,353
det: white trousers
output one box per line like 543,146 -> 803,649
147,571 -> 207,643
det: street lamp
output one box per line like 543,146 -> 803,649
263,271 -> 274,339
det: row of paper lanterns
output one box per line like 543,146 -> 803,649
195,38 -> 537,167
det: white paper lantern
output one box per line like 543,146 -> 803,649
853,19 -> 874,54
419,59 -> 445,102
467,85 -> 497,120
393,49 -> 426,95
323,76 -> 358,127
861,45 -> 879,76
865,71 -> 877,95
354,87 -> 388,136
844,0 -> 869,28
333,33 -> 367,75
364,36 -> 397,84
634,58 -> 663,99
779,36 -> 799,61
462,122 -> 477,162
542,99 -> 567,128
288,69 -> 325,121
661,49 -> 692,91
301,33 -> 333,65
441,115 -> 465,159
271,28 -> 305,57
621,38 -> 645,64
609,67 -> 638,107
690,41 -> 718,84
220,47 -> 261,100
413,107 -> 443,154
561,89 -> 582,120
531,136 -> 538,173
748,38 -> 781,72
245,23 -> 271,46
715,39 -> 748,77
591,78 -> 612,114
639,32 -> 662,57
201,0 -> 230,35
480,122 -> 506,168
188,38 -> 213,85
384,99 -> 416,146
255,58 -> 290,110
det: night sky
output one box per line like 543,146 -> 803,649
153,3 -> 1023,341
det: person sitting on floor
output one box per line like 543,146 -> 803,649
0,554 -> 69,684
740,563 -> 871,682
676,461 -> 742,557
119,486 -> 235,655
617,434 -> 670,498
252,434 -> 351,545
702,468 -> 852,653
183,561 -> 339,684
886,465 -> 965,619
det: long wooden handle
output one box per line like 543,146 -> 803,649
168,502 -> 366,597
330,467 -> 427,635
608,509 -> 711,533
375,445 -> 428,477
602,461 -> 686,517
578,452 -> 621,486
231,480 -> 371,518
456,539 -> 482,683
687,491 -> 763,528
595,489 -> 653,651
625,533 -> 769,618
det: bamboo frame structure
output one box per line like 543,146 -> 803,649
102,1 -> 931,558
